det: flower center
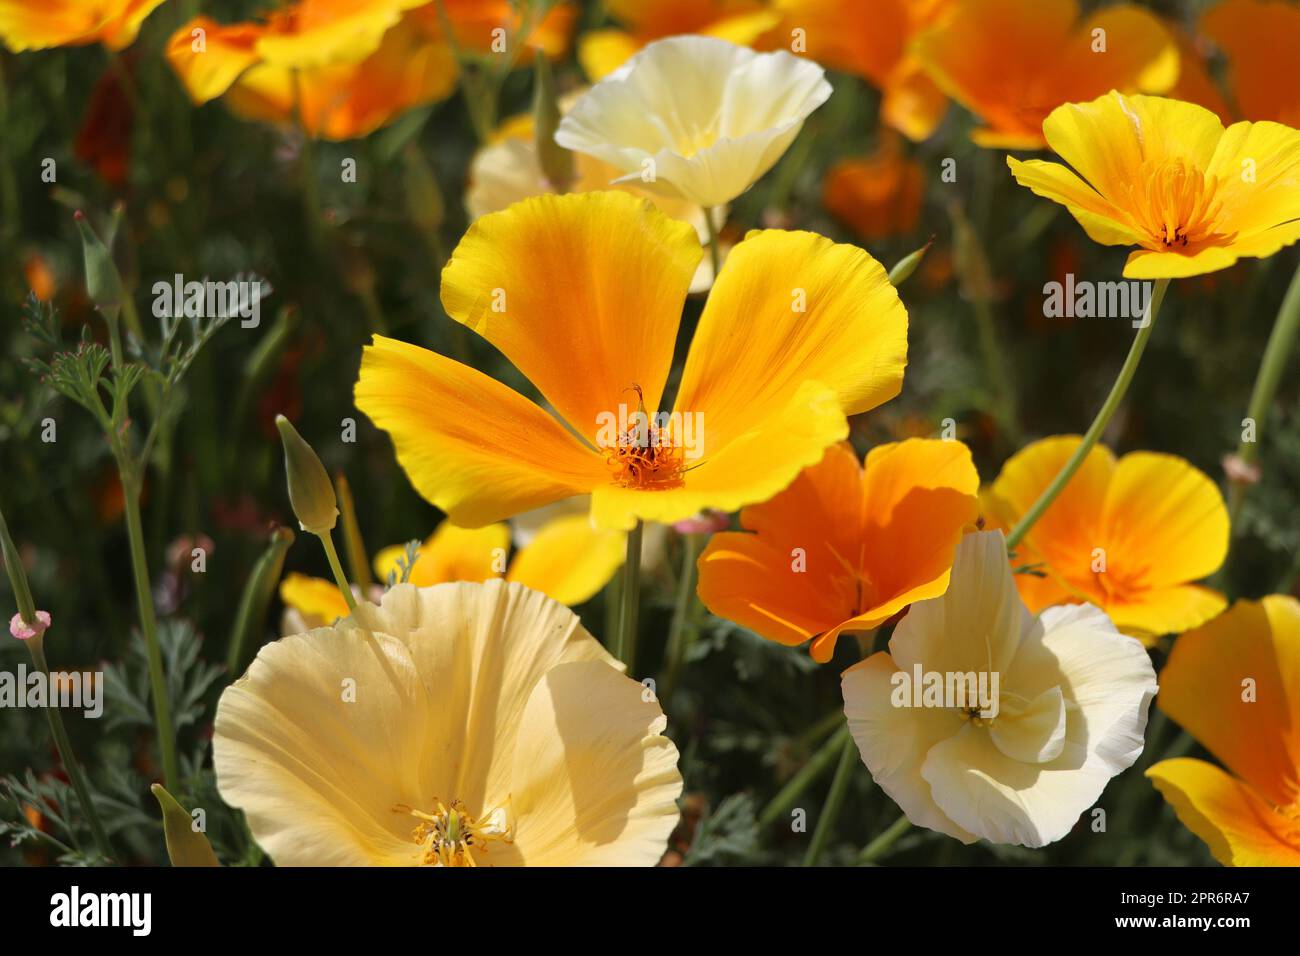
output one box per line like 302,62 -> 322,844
394,799 -> 511,867
1128,158 -> 1226,250
602,387 -> 687,490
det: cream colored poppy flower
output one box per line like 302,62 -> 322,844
842,531 -> 1157,848
216,580 -> 683,866
555,35 -> 830,208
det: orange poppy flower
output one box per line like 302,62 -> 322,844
912,0 -> 1178,148
697,439 -> 979,662
1201,0 -> 1300,127
1148,596 -> 1300,865
768,0 -> 953,141
167,1 -> 457,140
1165,22 -> 1232,124
579,0 -> 780,80
985,436 -> 1229,643
0,0 -> 166,51
354,190 -> 908,533
823,133 -> 925,241
407,0 -> 576,60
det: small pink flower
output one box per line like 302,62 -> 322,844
10,610 -> 51,640
672,511 -> 730,535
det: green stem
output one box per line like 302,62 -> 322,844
1227,261 -> 1300,526
758,722 -> 850,829
1006,277 -> 1171,551
27,636 -> 115,862
660,531 -> 701,699
859,814 -> 911,864
616,521 -> 643,671
226,527 -> 295,676
292,71 -> 327,255
703,208 -> 723,283
121,477 -> 180,793
803,731 -> 858,866
318,530 -> 357,613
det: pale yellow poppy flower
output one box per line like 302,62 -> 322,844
217,580 -> 683,866
556,35 -> 831,209
843,531 -> 1157,847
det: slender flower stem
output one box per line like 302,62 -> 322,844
703,208 -> 723,283
758,722 -> 851,829
27,637 -> 115,862
121,478 -> 180,793
318,531 -> 358,613
859,813 -> 912,864
803,731 -> 858,866
1228,261 -> 1300,526
660,532 -> 702,699
1006,277 -> 1171,551
616,521 -> 644,670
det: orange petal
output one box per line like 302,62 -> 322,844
354,335 -> 608,527
1201,0 -> 1300,127
1158,595 -> 1300,806
675,228 -> 907,457
1148,758 -> 1300,866
1100,451 -> 1229,589
440,191 -> 701,440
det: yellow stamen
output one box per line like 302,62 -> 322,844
1127,158 -> 1229,251
394,798 -> 512,867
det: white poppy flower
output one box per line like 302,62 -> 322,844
555,35 -> 831,209
842,530 -> 1158,848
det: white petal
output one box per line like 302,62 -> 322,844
842,653 -> 975,843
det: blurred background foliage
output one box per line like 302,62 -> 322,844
0,0 -> 1296,866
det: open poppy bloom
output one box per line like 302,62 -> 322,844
280,512 -> 625,628
913,0 -> 1177,149
985,436 -> 1229,643
556,36 -> 831,209
696,439 -> 978,662
355,189 -> 907,532
167,0 -> 457,140
217,580 -> 683,865
770,0 -> 953,141
1147,596 -> 1300,865
1201,0 -> 1300,127
467,106 -> 727,291
843,531 -> 1158,847
0,0 -> 166,51
1008,92 -> 1300,278
578,0 -> 780,81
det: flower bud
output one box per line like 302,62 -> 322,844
275,415 -> 338,535
150,784 -> 220,867
73,210 -> 123,316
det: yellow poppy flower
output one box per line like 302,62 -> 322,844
466,105 -> 728,291
769,0 -> 953,141
913,0 -> 1177,149
354,190 -> 908,532
1008,92 -> 1300,279
822,133 -> 925,242
280,512 -> 625,628
556,36 -> 831,209
0,0 -> 166,51
167,1 -> 457,141
985,436 -> 1229,643
1201,0 -> 1300,127
579,0 -> 780,81
1147,595 -> 1300,865
844,531 -> 1157,847
697,439 -> 979,663
217,580 -> 683,865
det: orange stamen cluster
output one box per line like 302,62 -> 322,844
1128,158 -> 1227,251
606,421 -> 687,490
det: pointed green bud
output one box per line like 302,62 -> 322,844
275,415 -> 338,535
150,784 -> 220,867
73,210 -> 123,317
888,238 -> 933,288
533,51 -> 573,193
